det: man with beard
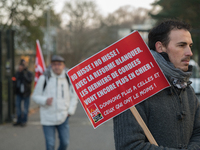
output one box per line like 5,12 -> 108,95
113,19 -> 200,149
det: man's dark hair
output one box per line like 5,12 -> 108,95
148,19 -> 191,51
19,59 -> 25,67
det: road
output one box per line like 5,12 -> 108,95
0,102 -> 115,150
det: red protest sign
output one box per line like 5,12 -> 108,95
68,31 -> 170,128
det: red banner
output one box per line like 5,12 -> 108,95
34,40 -> 46,87
68,31 -> 170,128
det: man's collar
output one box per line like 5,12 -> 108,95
159,52 -> 170,62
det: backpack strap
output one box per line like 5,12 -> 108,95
43,74 -> 51,91
43,73 -> 70,92
43,79 -> 47,91
65,74 -> 71,87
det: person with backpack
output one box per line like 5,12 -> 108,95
32,55 -> 78,150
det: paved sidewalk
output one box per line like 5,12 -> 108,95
0,100 -> 115,150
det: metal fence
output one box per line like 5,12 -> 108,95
0,30 -> 15,124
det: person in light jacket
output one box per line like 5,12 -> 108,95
32,55 -> 78,150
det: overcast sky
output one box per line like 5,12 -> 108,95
96,0 -> 155,14
54,0 -> 155,15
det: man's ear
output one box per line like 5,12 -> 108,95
155,41 -> 165,53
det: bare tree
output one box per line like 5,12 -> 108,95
59,2 -> 151,67
0,0 -> 61,50
104,6 -> 150,28
59,0 -> 103,67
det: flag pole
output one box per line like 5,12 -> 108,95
130,106 -> 158,146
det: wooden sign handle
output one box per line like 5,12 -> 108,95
130,106 -> 158,146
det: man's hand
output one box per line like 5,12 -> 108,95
46,97 -> 53,105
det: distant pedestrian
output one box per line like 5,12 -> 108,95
32,55 -> 78,150
13,59 -> 33,127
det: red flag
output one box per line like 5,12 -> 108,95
34,40 -> 46,87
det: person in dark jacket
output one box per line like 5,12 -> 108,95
113,19 -> 200,149
13,59 -> 33,126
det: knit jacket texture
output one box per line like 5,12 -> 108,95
113,83 -> 200,149
113,53 -> 200,149
32,70 -> 78,125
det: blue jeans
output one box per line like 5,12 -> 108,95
43,117 -> 69,150
15,95 -> 30,123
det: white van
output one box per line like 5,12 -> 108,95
189,59 -> 200,94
